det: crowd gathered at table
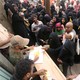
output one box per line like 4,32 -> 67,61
0,0 -> 80,80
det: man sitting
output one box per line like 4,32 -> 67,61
10,58 -> 47,80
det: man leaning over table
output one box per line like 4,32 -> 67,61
0,24 -> 14,59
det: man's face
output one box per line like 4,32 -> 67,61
62,18 -> 65,23
56,27 -> 61,31
23,64 -> 34,80
52,17 -> 56,22
14,5 -> 18,12
33,17 -> 37,22
65,25 -> 72,33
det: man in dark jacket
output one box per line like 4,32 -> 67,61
57,40 -> 76,76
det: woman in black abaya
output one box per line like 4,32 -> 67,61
46,32 -> 62,66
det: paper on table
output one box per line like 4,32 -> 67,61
45,71 -> 56,80
29,46 -> 44,64
73,74 -> 80,80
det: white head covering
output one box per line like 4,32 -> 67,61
10,35 -> 29,47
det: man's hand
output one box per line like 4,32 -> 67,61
30,69 -> 47,78
57,58 -> 63,63
27,46 -> 34,50
42,45 -> 50,51
65,33 -> 72,39
36,69 -> 47,75
24,45 -> 34,50
43,75 -> 48,80
67,74 -> 78,80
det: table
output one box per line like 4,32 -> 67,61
35,51 -> 66,80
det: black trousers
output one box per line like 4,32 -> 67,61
62,63 -> 69,77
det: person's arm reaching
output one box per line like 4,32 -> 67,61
30,69 -> 47,78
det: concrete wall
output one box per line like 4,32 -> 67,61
0,53 -> 14,74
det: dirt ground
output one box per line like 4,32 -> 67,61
0,0 -> 13,33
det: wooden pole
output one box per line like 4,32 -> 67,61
44,0 -> 50,14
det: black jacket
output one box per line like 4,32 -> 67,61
58,40 -> 76,66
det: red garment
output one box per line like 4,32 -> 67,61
56,23 -> 63,30
74,3 -> 80,13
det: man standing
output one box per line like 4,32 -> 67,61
31,14 -> 43,44
62,22 -> 76,44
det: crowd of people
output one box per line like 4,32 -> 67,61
0,0 -> 80,79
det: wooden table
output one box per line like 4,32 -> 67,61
35,51 -> 66,80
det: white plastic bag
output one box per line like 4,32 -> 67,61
76,39 -> 80,55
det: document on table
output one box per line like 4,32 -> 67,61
29,46 -> 44,63
73,74 -> 80,80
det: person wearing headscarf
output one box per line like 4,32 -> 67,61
72,11 -> 78,33
57,40 -> 76,76
50,3 -> 57,17
58,9 -> 63,19
72,18 -> 79,34
12,4 -> 34,46
60,0 -> 65,11
55,22 -> 65,36
50,15 -> 58,32
12,4 -> 29,38
48,32 -> 61,49
61,15 -> 68,27
67,12 -> 73,22
22,0 -> 30,8
77,10 -> 80,18
4,0 -> 12,17
37,25 -> 52,45
43,32 -> 62,66
43,14 -> 51,25
55,22 -> 65,44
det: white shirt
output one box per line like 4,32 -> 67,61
31,20 -> 43,33
0,24 -> 10,49
62,29 -> 76,44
